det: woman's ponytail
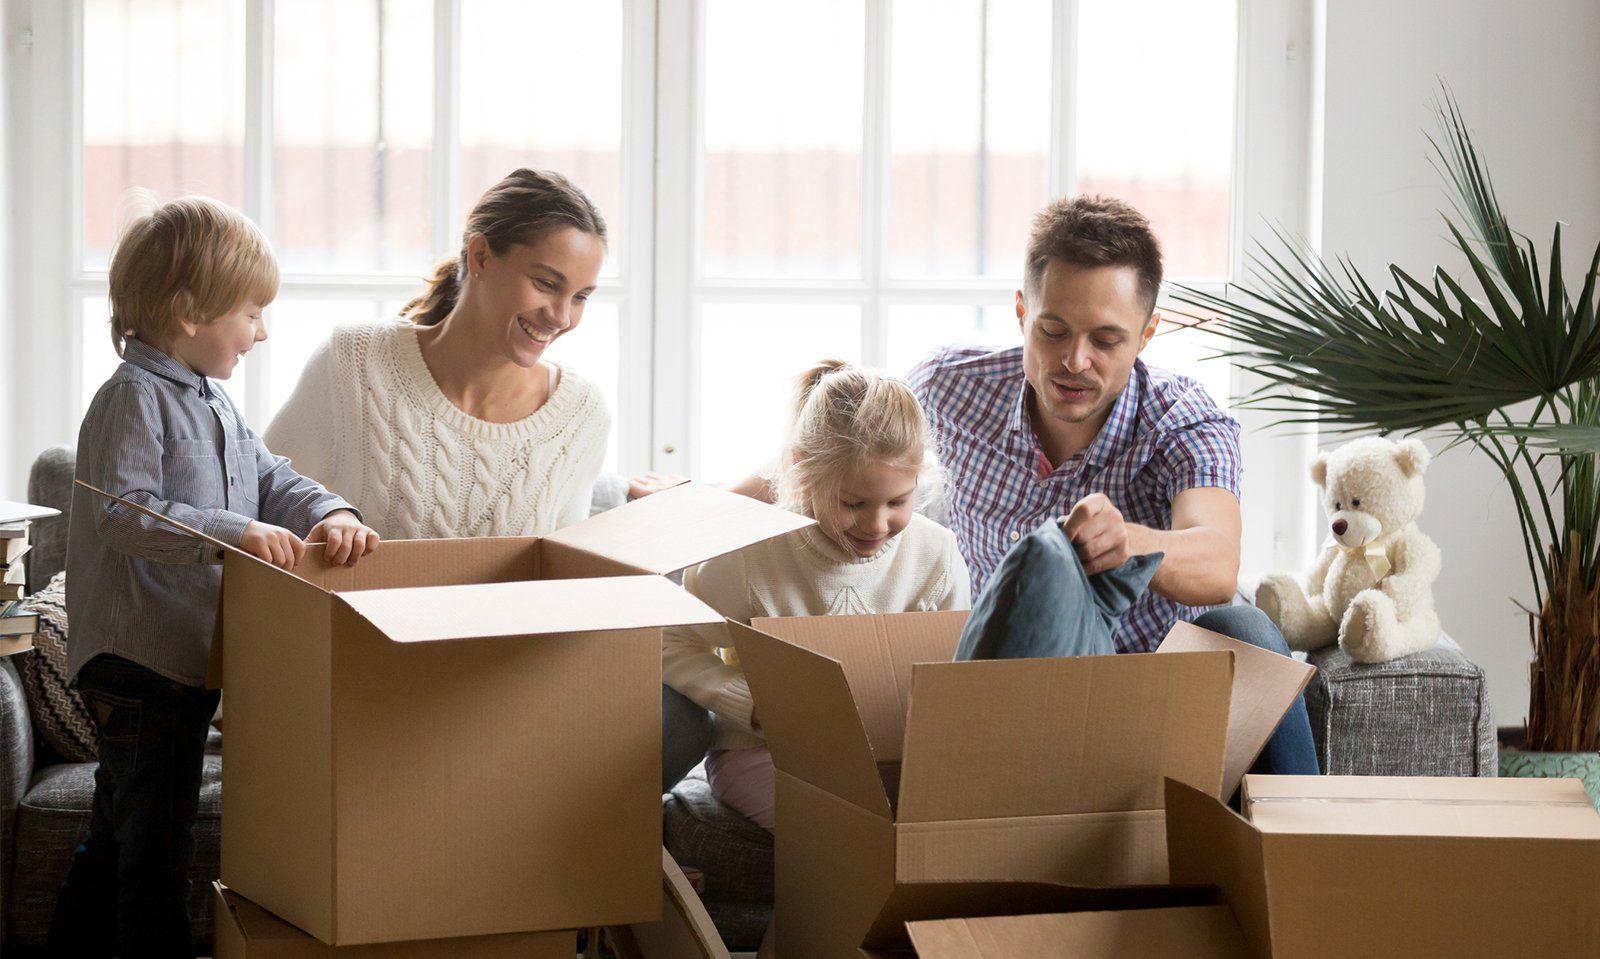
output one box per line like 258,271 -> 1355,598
401,256 -> 463,327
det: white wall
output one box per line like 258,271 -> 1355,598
1314,0 -> 1600,726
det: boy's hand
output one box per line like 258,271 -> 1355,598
240,521 -> 307,570
308,510 -> 380,567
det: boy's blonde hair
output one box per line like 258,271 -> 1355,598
773,359 -> 938,519
107,195 -> 279,356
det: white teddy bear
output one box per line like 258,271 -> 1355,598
1255,436 -> 1441,663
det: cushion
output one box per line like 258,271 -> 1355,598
17,573 -> 96,764
1306,639 -> 1496,776
5,729 -> 222,948
956,520 -> 1161,660
663,765 -> 771,951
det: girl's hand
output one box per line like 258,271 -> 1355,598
240,521 -> 306,570
308,510 -> 381,567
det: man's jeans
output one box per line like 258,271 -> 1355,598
48,654 -> 220,959
1192,605 -> 1321,777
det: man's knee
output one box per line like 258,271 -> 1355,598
1193,604 -> 1292,657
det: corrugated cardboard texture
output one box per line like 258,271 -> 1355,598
733,621 -> 892,818
1244,774 -> 1600,838
1164,779 -> 1272,959
335,575 -> 720,643
1170,776 -> 1600,958
328,609 -> 661,943
546,481 -> 814,575
895,810 -> 1170,887
896,651 -> 1234,822
301,537 -> 540,592
859,881 -> 1219,953
776,771 -> 898,959
1156,622 -> 1314,798
220,556 -> 336,940
211,884 -> 570,958
751,611 -> 967,766
903,906 -> 1248,959
608,849 -> 732,959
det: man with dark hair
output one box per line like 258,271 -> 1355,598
909,193 -> 1318,775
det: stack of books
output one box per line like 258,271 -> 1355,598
0,501 -> 61,657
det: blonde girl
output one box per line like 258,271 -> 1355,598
663,360 -> 971,831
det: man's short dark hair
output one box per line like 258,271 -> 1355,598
1024,194 -> 1163,315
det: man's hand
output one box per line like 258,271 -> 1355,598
628,472 -> 690,500
240,521 -> 306,570
307,510 -> 380,567
1062,493 -> 1134,575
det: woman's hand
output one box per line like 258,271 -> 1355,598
307,510 -> 381,566
628,472 -> 690,500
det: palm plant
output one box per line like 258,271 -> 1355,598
1172,93 -> 1600,752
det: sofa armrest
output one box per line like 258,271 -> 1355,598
0,657 -> 36,939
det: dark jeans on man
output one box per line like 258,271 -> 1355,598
48,654 -> 220,958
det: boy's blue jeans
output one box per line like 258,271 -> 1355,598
48,654 -> 220,959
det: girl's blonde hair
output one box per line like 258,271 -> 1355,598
107,194 -> 279,356
401,168 -> 607,327
773,359 -> 938,519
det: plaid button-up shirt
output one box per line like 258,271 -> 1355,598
909,345 -> 1242,653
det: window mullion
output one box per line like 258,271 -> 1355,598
1048,0 -> 1079,197
653,0 -> 697,476
431,0 -> 461,257
861,0 -> 890,369
244,0 -> 274,427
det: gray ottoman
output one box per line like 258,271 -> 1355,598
662,765 -> 771,951
1306,638 -> 1496,776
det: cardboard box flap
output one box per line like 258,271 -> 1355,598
752,611 -> 967,764
545,482 -> 814,576
1164,779 -> 1273,959
896,652 -> 1235,823
902,905 -> 1249,959
336,575 -> 720,643
1156,622 -> 1315,799
1243,774 -> 1600,839
860,881 -> 1219,951
729,620 -> 893,819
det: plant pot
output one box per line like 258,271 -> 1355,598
1498,748 -> 1600,811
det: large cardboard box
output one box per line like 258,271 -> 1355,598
606,848 -> 730,959
1166,774 -> 1600,957
211,883 -> 572,958
196,482 -> 812,945
730,612 -> 1312,959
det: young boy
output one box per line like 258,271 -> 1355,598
48,196 -> 379,956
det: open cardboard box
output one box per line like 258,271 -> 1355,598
729,611 -> 1312,959
211,883 -> 572,958
1166,774 -> 1600,957
84,481 -> 810,945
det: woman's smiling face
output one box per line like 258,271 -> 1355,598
464,226 -> 605,367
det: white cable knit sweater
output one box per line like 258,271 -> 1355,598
263,320 -> 610,539
663,513 -> 972,752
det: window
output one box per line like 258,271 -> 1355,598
70,0 -> 643,472
14,0 -> 1307,568
662,0 -> 1238,483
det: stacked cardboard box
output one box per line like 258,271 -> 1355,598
729,610 -> 1314,959
91,482 -> 810,953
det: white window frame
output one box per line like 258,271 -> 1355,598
4,0 -> 1317,573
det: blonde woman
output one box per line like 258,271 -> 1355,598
662,360 -> 972,832
265,169 -> 610,539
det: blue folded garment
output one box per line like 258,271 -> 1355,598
955,519 -> 1163,661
